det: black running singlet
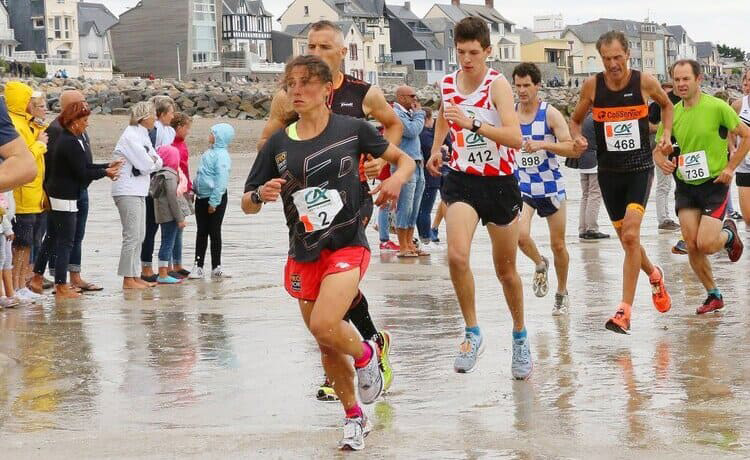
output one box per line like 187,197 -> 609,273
592,70 -> 653,172
328,74 -> 370,119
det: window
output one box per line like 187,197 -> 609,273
192,0 -> 219,66
64,17 -> 70,39
366,46 -> 371,60
54,16 -> 61,38
503,47 -> 509,59
32,17 -> 44,29
435,60 -> 443,71
304,6 -> 309,16
349,44 -> 358,60
414,59 -> 426,70
379,44 -> 385,57
299,44 -> 306,55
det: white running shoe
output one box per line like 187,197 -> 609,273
211,266 -> 231,278
356,340 -> 383,404
188,266 -> 205,279
338,414 -> 371,451
17,287 -> 41,303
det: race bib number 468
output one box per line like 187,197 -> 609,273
605,120 -> 640,152
292,187 -> 344,233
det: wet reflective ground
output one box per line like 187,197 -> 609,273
2,156 -> 750,458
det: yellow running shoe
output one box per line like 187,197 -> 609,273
376,331 -> 393,392
316,377 -> 338,402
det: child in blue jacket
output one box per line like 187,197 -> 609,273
189,123 -> 235,279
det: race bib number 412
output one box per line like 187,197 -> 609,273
605,120 -> 640,152
293,187 -> 344,233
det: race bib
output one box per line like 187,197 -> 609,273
517,137 -> 547,169
678,151 -> 710,181
456,130 -> 498,167
604,120 -> 640,152
292,187 -> 344,233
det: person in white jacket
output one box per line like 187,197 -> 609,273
112,101 -> 163,290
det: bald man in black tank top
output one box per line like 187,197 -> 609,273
255,20 -> 402,401
570,31 -> 675,335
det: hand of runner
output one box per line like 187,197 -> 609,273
653,150 -> 676,175
573,136 -> 588,155
655,136 -> 674,156
363,154 -> 385,179
523,139 -> 543,153
178,221 -> 187,229
713,166 -> 734,185
427,151 -> 443,177
208,206 -> 216,214
443,103 -> 471,130
370,176 -> 402,209
260,178 -> 286,202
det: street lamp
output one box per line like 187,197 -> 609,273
176,42 -> 181,81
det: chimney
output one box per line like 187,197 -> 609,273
485,0 -> 493,8
451,0 -> 460,6
404,1 -> 410,10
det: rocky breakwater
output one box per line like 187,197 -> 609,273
3,77 -> 742,120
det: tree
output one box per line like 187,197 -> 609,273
718,44 -> 746,62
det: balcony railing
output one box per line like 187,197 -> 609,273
375,54 -> 393,63
363,32 -> 375,40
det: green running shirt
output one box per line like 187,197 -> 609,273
658,93 -> 740,185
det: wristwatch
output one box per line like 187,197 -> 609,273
471,119 -> 482,133
250,187 -> 264,204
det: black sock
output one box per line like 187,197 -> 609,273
346,292 -> 378,340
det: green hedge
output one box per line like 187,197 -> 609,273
30,62 -> 46,78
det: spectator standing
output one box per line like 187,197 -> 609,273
577,112 -> 609,240
111,102 -> 163,290
5,82 -> 48,303
391,85 -> 425,257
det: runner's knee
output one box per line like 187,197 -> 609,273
447,247 -> 470,272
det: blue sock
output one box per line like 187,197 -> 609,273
465,326 -> 481,337
512,328 -> 527,340
708,288 -> 722,298
724,228 -> 734,246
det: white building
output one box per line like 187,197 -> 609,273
0,3 -> 18,59
533,14 -> 564,39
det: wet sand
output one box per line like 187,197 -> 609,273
1,116 -> 749,458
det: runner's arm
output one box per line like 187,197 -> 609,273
726,122 -> 750,172
569,77 -> 595,139
643,74 -> 674,147
364,86 -> 403,145
426,106 -> 450,176
370,144 -> 415,207
0,137 -> 35,192
482,77 -> 522,149
256,89 -> 290,151
527,105 -> 577,158
242,139 -> 282,214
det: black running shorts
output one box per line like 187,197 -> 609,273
598,169 -> 654,224
441,171 -> 522,226
675,179 -> 729,220
736,172 -> 750,187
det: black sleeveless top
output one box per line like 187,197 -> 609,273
328,74 -> 370,119
592,70 -> 653,172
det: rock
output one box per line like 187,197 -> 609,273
228,109 -> 240,118
216,106 -> 229,117
112,108 -> 130,116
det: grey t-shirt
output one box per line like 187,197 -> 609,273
579,113 -> 598,172
245,113 -> 389,262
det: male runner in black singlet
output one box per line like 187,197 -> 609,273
570,31 -> 674,334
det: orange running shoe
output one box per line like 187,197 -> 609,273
605,302 -> 631,334
649,265 -> 671,313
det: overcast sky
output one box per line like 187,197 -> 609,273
100,0 -> 750,52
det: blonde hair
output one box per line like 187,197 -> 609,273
130,101 -> 155,126
151,96 -> 175,118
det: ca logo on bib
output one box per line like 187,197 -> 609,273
293,187 -> 344,233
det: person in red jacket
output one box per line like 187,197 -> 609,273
169,112 -> 193,278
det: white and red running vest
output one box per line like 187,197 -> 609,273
440,68 -> 515,176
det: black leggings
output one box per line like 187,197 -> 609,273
194,193 -> 228,269
34,210 -> 76,285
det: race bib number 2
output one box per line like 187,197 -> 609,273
678,151 -> 710,181
293,187 -> 344,233
605,120 -> 640,152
